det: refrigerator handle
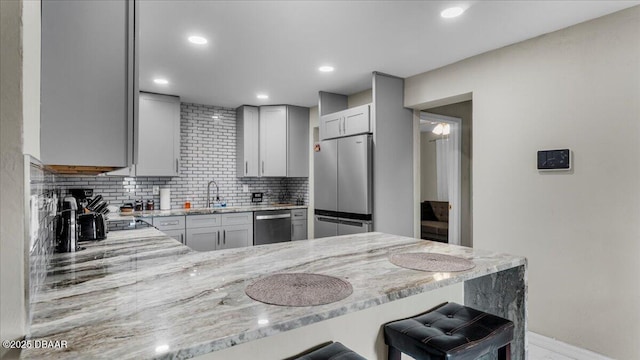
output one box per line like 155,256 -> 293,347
339,219 -> 365,227
316,216 -> 339,224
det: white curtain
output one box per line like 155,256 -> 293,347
435,139 -> 449,201
435,124 -> 461,245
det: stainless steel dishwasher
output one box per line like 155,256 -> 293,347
253,210 -> 292,245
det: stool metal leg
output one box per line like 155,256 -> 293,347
388,346 -> 402,360
498,343 -> 511,360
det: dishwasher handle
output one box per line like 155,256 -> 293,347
255,213 -> 291,220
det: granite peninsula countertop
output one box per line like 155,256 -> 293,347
23,229 -> 525,359
127,203 -> 307,218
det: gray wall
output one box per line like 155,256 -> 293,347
58,102 -> 308,209
405,7 -> 640,359
373,73 -> 414,237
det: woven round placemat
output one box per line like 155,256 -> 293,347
389,252 -> 475,272
245,273 -> 353,307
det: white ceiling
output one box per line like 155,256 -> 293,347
139,1 -> 639,109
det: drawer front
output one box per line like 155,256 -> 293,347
187,214 -> 221,229
291,209 -> 307,220
153,216 -> 185,231
221,212 -> 252,226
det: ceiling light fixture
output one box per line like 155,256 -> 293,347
153,78 -> 169,85
432,123 -> 451,135
188,35 -> 208,45
440,6 -> 465,18
256,94 -> 269,100
318,65 -> 334,72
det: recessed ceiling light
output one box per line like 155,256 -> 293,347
188,36 -> 208,45
153,78 -> 169,85
256,94 -> 269,100
318,65 -> 334,72
441,6 -> 465,18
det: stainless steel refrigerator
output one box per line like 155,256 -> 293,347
314,134 -> 372,238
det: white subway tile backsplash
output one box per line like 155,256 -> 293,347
57,102 -> 308,208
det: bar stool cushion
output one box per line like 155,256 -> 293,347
384,302 -> 514,360
292,341 -> 367,360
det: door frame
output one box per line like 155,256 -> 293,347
418,111 -> 462,245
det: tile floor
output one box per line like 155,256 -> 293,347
529,343 -> 576,360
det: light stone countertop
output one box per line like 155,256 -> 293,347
127,203 -> 307,218
22,228 -> 525,359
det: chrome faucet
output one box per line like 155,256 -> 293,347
206,180 -> 220,208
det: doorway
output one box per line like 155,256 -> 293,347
419,112 -> 462,245
416,100 -> 473,247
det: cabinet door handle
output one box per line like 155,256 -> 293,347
262,161 -> 265,174
176,158 -> 179,173
160,221 -> 179,226
180,233 -> 184,244
245,161 -> 248,175
223,230 -> 226,245
217,231 -> 220,246
342,118 -> 346,134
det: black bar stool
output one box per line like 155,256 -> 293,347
286,341 -> 367,360
384,302 -> 514,360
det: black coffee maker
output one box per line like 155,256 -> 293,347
69,188 -> 93,213
56,196 -> 79,253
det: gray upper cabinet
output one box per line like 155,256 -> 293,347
41,0 -> 134,167
259,106 -> 288,177
319,104 -> 371,141
287,106 -> 310,177
319,113 -> 343,140
246,105 -> 309,178
236,106 -> 260,177
136,92 -> 181,177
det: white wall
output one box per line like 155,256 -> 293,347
1,0 -> 27,355
405,6 -> 640,359
347,89 -> 372,108
22,0 -> 40,158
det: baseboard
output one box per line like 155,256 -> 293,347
528,332 -> 612,360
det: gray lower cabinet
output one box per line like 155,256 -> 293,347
153,216 -> 186,245
186,227 -> 219,252
184,213 -> 252,251
185,214 -> 221,251
41,0 -> 134,167
291,209 -> 308,241
163,229 -> 185,244
136,92 -> 181,176
219,213 -> 253,249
